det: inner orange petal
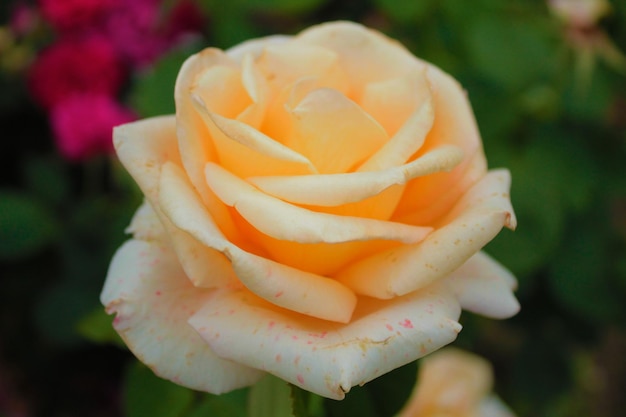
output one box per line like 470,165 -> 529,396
280,88 -> 389,174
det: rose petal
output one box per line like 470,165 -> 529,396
188,284 -> 462,400
158,162 -> 358,322
101,238 -> 264,393
224,245 -> 358,323
282,88 -> 388,174
297,21 -> 421,95
393,151 -> 487,226
113,116 -> 180,202
256,43 -> 342,90
192,65 -> 251,118
174,48 -> 238,206
392,64 -> 488,222
444,252 -> 519,319
248,145 -> 463,207
398,348 -> 493,417
336,170 -> 516,299
357,72 -> 434,172
206,162 -> 432,244
226,35 -> 291,62
236,53 -> 270,128
359,69 -> 432,138
192,95 -> 318,177
126,200 -> 238,289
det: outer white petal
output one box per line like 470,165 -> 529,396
188,285 -> 462,400
336,170 -> 516,299
113,116 -> 181,203
444,252 -> 519,319
101,238 -> 264,393
206,162 -> 432,244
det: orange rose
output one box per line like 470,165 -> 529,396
398,348 -> 516,417
101,21 -> 518,399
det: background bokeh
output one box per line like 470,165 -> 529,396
1,0 -> 625,416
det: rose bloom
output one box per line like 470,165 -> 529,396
398,348 -> 515,417
101,21 -> 519,399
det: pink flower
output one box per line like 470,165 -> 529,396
28,35 -> 125,109
50,94 -> 135,161
100,0 -> 206,67
38,0 -> 120,33
10,3 -> 40,36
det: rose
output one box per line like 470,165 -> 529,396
101,21 -> 519,400
398,348 -> 516,417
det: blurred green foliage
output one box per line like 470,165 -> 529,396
1,0 -> 626,416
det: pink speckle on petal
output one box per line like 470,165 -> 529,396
274,291 -> 283,298
399,319 -> 414,329
275,354 -> 282,363
155,290 -> 162,296
297,374 -> 305,384
385,324 -> 394,331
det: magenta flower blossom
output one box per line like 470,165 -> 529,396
50,94 -> 136,161
38,0 -> 121,33
28,34 -> 125,109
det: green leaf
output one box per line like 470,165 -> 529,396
76,306 -> 126,347
184,390 -> 248,417
0,190 -> 58,260
325,385 -> 378,417
22,155 -> 70,207
244,0 -> 327,14
129,44 -> 202,118
373,0 -> 436,23
248,375 -> 294,417
548,213 -> 623,322
124,361 -> 194,417
464,15 -> 557,90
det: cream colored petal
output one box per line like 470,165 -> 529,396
192,65 -> 251,119
357,76 -> 434,172
359,69 -> 432,139
444,252 -> 519,319
188,284 -> 462,400
158,162 -> 357,322
236,53 -> 270,128
113,116 -> 181,203
224,245 -> 357,323
192,95 -> 318,177
226,35 -> 291,62
174,49 -> 241,241
392,63 -> 488,222
256,43 -> 341,90
159,162 -> 231,250
101,239 -> 264,394
397,348 -> 493,417
206,162 -> 431,244
297,21 -> 421,94
283,88 -> 388,174
336,170 -> 516,299
394,151 -> 487,226
248,145 -> 462,207
126,199 -> 237,289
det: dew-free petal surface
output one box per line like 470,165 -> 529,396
206,162 -> 430,245
444,252 -> 520,319
337,170 -> 516,298
101,238 -> 264,393
189,284 -> 462,400
249,145 -> 462,207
